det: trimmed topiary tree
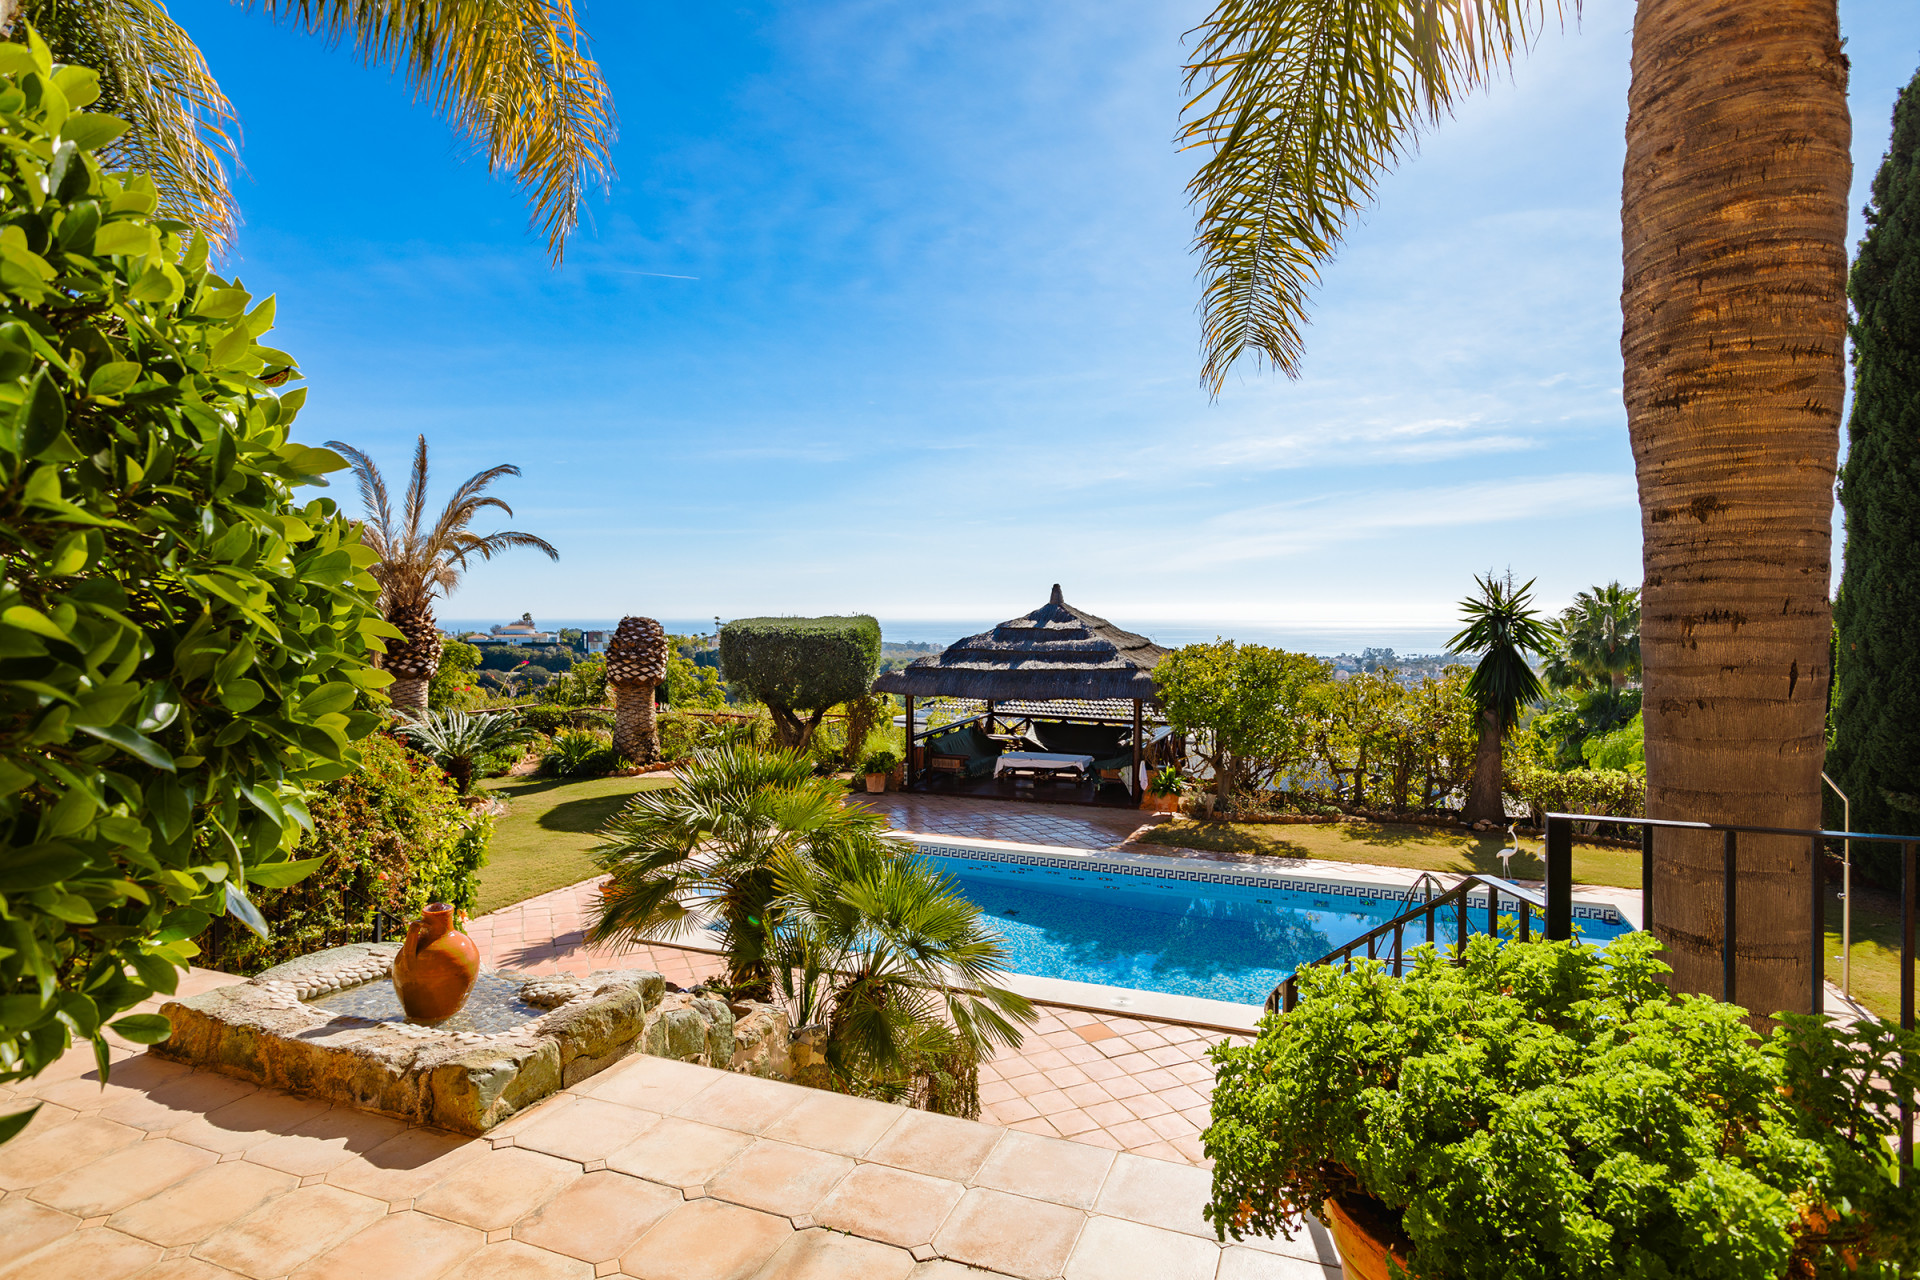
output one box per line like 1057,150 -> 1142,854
0,36 -> 392,1110
1832,66 -> 1920,876
718,615 -> 881,751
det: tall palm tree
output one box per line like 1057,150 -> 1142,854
1448,573 -> 1553,825
328,435 -> 558,714
1182,1 -> 1850,1014
1548,582 -> 1641,693
2,0 -> 614,260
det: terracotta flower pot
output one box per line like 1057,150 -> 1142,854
865,773 -> 886,793
1324,1196 -> 1414,1280
391,903 -> 480,1022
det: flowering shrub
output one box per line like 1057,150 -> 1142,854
201,734 -> 490,973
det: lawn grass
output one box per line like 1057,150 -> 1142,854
1825,886 -> 1905,1022
1137,818 -> 1644,888
474,773 -> 678,915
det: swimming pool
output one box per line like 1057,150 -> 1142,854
918,845 -> 1634,1007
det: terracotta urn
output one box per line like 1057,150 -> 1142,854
865,772 -> 887,793
1324,1196 -> 1414,1280
391,903 -> 480,1022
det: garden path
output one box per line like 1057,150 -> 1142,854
0,969 -> 1337,1280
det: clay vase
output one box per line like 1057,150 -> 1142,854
1324,1196 -> 1414,1280
391,903 -> 480,1022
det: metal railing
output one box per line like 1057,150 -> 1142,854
1266,872 -> 1547,1015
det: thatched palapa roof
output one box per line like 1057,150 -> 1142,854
872,586 -> 1167,702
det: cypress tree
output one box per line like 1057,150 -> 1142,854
1832,65 -> 1920,878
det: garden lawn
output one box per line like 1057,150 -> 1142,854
1825,886 -> 1906,1022
1137,818 -> 1644,888
474,773 -> 678,914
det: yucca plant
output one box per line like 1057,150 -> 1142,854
327,435 -> 558,714
396,709 -> 532,794
1447,573 -> 1553,825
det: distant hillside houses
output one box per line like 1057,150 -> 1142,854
460,613 -> 562,646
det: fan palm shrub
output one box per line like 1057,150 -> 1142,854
1,0 -> 613,259
1545,583 -> 1642,693
538,728 -> 619,779
328,435 -> 558,715
397,710 -> 532,794
1448,574 -> 1553,825
766,841 -> 1032,1113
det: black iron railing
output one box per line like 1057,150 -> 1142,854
1267,872 -> 1547,1014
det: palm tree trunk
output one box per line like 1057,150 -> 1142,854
612,683 -> 659,762
1624,0 -> 1849,1017
1463,709 -> 1504,825
388,677 -> 429,716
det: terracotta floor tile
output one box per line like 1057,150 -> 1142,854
324,1127 -> 487,1202
1057,1044 -> 1103,1066
670,1072 -> 807,1136
617,1197 -> 791,1280
1073,1023 -> 1119,1043
246,1107 -> 410,1178
1004,1115 -> 1062,1139
932,1187 -> 1085,1280
1101,1074 -> 1149,1102
0,1196 -> 78,1267
443,1239 -> 594,1280
605,1116 -> 754,1189
1145,1112 -> 1198,1141
1216,1245 -> 1341,1278
751,1228 -> 914,1280
972,1130 -> 1114,1211
509,1097 -> 663,1165
1062,1082 -> 1112,1108
106,1161 -> 297,1248
1144,1045 -> 1192,1068
1121,1093 -> 1174,1122
0,1225 -> 160,1280
1078,1057 -> 1125,1083
1167,1061 -> 1214,1087
755,1089 -> 904,1161
0,1116 -> 143,1190
1102,1120 -> 1162,1151
1023,1089 -> 1074,1118
27,1136 -> 215,1218
1048,1109 -> 1100,1138
1025,1050 -> 1070,1072
583,1055 -> 722,1114
196,1182 -> 387,1278
1157,1084 -> 1206,1112
515,1171 -> 680,1263
1042,1066 -> 1091,1090
291,1209 -> 483,1280
865,1110 -> 1004,1183
135,1258 -> 235,1280
981,1097 -> 1039,1125
705,1139 -> 852,1219
1131,1140 -> 1187,1164
167,1090 -> 330,1156
1064,1216 -> 1219,1280
813,1162 -> 962,1249
1069,1127 -> 1124,1151
1092,1154 -> 1215,1238
1133,1068 -> 1181,1093
414,1147 -> 580,1232
976,1081 -> 1017,1107
1083,1100 -> 1134,1128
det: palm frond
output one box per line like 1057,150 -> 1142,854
1180,0 -> 1562,388
23,0 -> 239,247
249,0 -> 615,260
402,433 -> 431,546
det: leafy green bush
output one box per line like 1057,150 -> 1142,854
1582,709 -> 1645,772
539,729 -> 620,779
1204,934 -> 1920,1278
1504,760 -> 1644,829
858,748 -> 900,776
718,615 -> 881,749
201,734 -> 490,973
516,704 -> 609,736
0,42 -> 392,1093
659,709 -> 763,760
540,656 -> 607,708
666,649 -> 727,709
427,639 -> 484,712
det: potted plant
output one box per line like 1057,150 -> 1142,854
860,748 -> 900,794
1142,765 -> 1184,813
1203,932 -> 1920,1279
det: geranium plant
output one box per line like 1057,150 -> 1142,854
1203,933 -> 1920,1278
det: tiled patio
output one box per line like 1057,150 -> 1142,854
847,792 -> 1155,851
464,878 -> 1242,1169
0,974 -> 1338,1280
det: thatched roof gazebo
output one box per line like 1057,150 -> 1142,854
873,586 -> 1171,803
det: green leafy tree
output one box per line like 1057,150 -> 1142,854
3,0 -> 614,260
1156,642 -> 1328,806
718,615 -> 881,751
1832,66 -> 1920,874
0,41 -> 390,1109
427,638 -> 482,712
1448,573 -> 1553,825
1544,582 -> 1641,693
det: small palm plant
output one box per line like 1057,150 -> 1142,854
587,744 -> 869,990
397,710 -> 533,794
766,842 -> 1033,1112
1448,572 -> 1554,825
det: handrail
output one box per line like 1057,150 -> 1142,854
1391,871 -> 1449,916
1265,872 -> 1545,1016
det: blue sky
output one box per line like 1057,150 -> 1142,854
175,0 -> 1920,650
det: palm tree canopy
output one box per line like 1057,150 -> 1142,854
11,0 -> 614,259
327,434 -> 558,616
1180,0 -> 1563,388
1447,572 -> 1553,729
1554,581 -> 1641,688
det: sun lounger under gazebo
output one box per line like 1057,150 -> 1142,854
871,585 -> 1170,805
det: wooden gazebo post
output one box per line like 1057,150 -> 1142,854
1130,698 -> 1142,797
905,695 -> 917,790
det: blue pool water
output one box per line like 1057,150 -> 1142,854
923,853 -> 1633,1007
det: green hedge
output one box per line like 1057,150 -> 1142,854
1504,761 -> 1645,830
719,616 -> 880,748
201,733 -> 490,973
